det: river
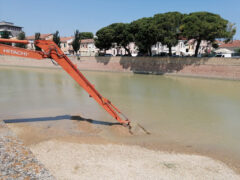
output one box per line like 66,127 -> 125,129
1,66 -> 240,169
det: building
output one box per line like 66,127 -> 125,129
151,40 -> 187,56
60,37 -> 73,54
217,40 -> 240,52
151,39 -> 213,56
186,40 -> 212,56
26,34 -> 53,50
104,42 -> 138,56
215,48 -> 234,54
102,39 -> 213,57
58,38 -> 99,56
60,38 -> 98,56
0,21 -> 23,37
213,40 -> 240,56
79,39 -> 98,56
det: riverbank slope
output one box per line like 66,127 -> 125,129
1,55 -> 240,80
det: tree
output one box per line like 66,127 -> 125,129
79,32 -> 94,40
0,30 -> 11,39
234,48 -> 240,53
130,17 -> 158,56
154,12 -> 184,56
34,32 -> 41,51
212,42 -> 219,49
72,30 -> 81,54
108,23 -> 134,56
15,31 -> 26,48
180,12 -> 236,57
53,30 -> 61,48
0,31 -> 11,45
95,27 -> 114,52
95,23 -> 133,55
224,22 -> 236,42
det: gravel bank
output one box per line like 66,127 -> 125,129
0,121 -> 55,179
30,140 -> 240,180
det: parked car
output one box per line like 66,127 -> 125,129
215,54 -> 231,58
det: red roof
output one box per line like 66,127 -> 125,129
26,34 -> 52,40
219,40 -> 240,48
60,37 -> 73,42
81,39 -> 94,43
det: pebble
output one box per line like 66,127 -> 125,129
0,120 -> 55,179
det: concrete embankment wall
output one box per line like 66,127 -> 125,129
1,55 -> 240,80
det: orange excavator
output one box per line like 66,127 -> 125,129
0,38 -> 130,127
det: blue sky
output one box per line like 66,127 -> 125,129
0,0 -> 239,39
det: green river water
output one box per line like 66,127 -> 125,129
1,66 -> 240,164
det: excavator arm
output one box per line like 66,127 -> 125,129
0,38 -> 130,126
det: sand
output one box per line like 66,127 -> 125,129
30,140 -> 240,180
4,116 -> 240,179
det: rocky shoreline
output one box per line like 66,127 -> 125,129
0,120 -> 55,179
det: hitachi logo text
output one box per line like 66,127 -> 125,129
3,49 -> 28,56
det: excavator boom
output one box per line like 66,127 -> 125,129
0,38 -> 130,126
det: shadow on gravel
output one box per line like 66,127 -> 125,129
3,115 -> 121,127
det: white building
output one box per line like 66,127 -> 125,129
186,40 -> 212,56
104,42 -> 138,56
151,40 -> 213,56
79,39 -> 98,56
216,40 -> 240,53
151,40 -> 187,56
101,40 -> 212,57
60,37 -> 73,54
